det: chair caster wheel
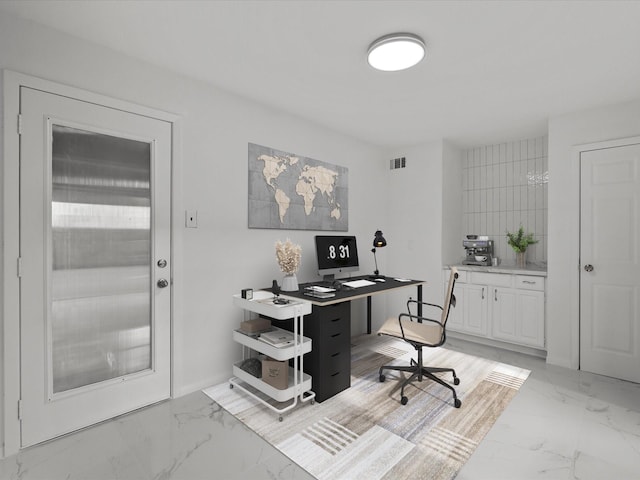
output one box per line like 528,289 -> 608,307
310,400 -> 315,405
379,374 -> 386,382
229,383 -> 233,389
401,396 -> 408,405
454,398 -> 462,408
279,416 -> 283,422
453,377 -> 460,385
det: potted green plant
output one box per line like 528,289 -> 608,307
506,225 -> 538,268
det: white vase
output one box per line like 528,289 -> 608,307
281,273 -> 299,292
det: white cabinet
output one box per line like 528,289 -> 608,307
462,284 -> 489,336
448,283 -> 489,336
491,286 -> 545,348
230,291 -> 315,420
444,269 -> 545,350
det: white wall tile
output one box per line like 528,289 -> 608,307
535,136 -> 544,159
513,185 -> 521,211
520,140 -> 528,160
506,186 -> 514,210
536,209 -> 544,236
512,140 -> 521,162
528,185 -> 536,209
528,139 -> 536,159
499,187 -> 507,211
520,186 -> 528,211
462,136 -> 548,261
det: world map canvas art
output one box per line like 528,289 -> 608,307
248,143 -> 348,231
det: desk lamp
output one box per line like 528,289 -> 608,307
371,230 -> 387,279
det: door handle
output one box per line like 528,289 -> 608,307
494,288 -> 498,301
481,287 -> 484,299
157,278 -> 169,288
157,259 -> 167,268
584,264 -> 594,272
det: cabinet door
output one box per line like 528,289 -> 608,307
517,290 -> 545,348
462,284 -> 488,336
492,287 -> 518,342
492,287 -> 545,348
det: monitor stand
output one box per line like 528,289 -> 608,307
322,274 -> 335,283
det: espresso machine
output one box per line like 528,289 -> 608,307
462,235 -> 494,266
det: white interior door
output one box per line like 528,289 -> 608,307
580,143 -> 640,384
19,87 -> 172,447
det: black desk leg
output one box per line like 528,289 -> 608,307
417,284 -> 423,317
367,295 -> 372,334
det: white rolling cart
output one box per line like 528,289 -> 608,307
230,291 -> 315,421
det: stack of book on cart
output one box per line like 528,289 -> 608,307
259,329 -> 295,348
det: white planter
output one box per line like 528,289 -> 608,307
281,274 -> 299,291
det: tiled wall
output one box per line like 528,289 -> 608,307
462,136 -> 548,265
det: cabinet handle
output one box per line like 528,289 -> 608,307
494,288 -> 498,301
522,280 -> 536,285
482,287 -> 485,299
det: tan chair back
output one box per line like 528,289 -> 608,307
441,267 -> 459,326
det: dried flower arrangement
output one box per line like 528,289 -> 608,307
275,239 -> 302,275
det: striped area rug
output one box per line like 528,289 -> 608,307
204,334 -> 530,480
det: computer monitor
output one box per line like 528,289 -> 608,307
315,235 -> 360,281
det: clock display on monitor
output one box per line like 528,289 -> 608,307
315,235 -> 360,281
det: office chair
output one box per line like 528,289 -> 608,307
377,267 -> 461,408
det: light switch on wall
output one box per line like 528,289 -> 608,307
185,210 -> 198,228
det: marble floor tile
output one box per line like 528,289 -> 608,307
1,337 -> 638,479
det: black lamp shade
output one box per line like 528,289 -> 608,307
373,230 -> 387,248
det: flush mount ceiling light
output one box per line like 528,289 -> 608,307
367,33 -> 426,72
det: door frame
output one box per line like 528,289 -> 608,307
2,70 -> 183,457
572,135 -> 640,373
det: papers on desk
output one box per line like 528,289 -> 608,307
304,286 -> 336,298
342,279 -> 376,288
305,285 -> 335,293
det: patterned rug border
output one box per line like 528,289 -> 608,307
204,334 -> 530,480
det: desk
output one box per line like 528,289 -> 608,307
265,275 -> 425,401
279,275 -> 425,334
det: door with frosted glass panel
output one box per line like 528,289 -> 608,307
19,87 -> 171,447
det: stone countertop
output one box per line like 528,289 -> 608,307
444,263 -> 547,277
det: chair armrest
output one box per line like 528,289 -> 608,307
407,298 -> 443,317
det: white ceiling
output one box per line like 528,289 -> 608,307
1,0 -> 640,149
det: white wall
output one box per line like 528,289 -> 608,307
442,141 -> 464,265
547,99 -> 640,368
380,141 -> 449,328
0,14 -> 386,456
0,68 -> 5,458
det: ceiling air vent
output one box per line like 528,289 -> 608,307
390,157 -> 406,170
